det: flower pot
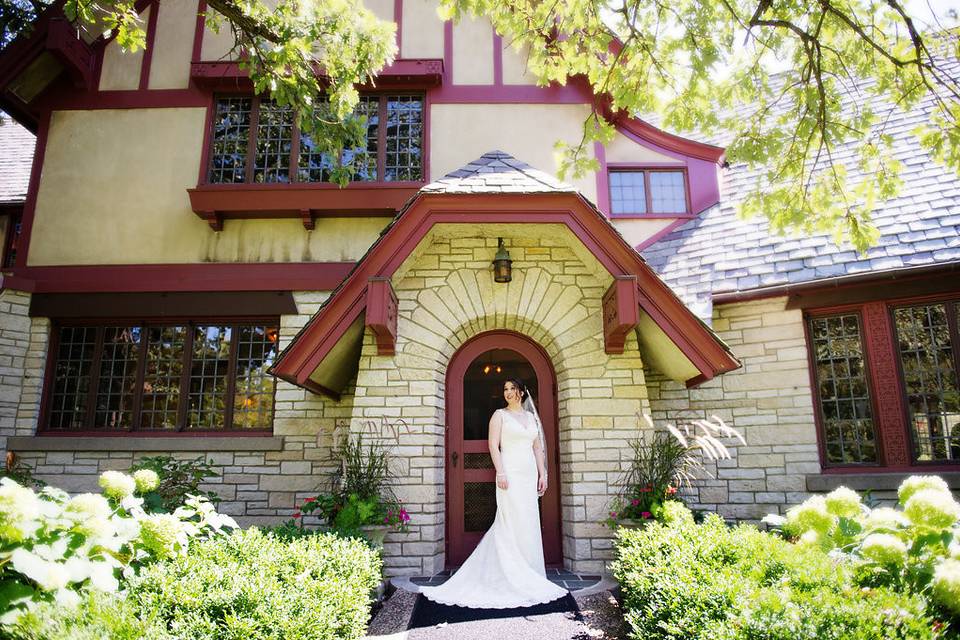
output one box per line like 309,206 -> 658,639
359,524 -> 390,548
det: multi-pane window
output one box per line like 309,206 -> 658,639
894,302 -> 960,462
208,94 -> 423,184
809,314 -> 879,464
44,321 -> 278,432
609,169 -> 688,215
3,210 -> 22,269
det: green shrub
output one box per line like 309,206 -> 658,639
613,505 -> 941,640
126,528 -> 382,640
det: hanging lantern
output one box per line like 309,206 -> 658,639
492,238 -> 512,283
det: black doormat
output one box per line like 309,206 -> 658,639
407,592 -> 580,629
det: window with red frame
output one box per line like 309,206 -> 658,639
806,295 -> 960,467
208,94 -> 424,184
892,300 -> 960,462
44,322 -> 279,433
608,169 -> 688,215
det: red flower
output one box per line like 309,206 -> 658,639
384,516 -> 390,523
304,497 -> 316,503
631,499 -> 640,506
292,512 -> 302,519
641,512 -> 652,519
667,486 -> 677,495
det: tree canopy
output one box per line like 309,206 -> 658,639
1,0 -> 957,250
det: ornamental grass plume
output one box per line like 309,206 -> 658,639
785,495 -> 835,537
824,486 -> 862,518
98,471 -> 137,501
0,478 -> 41,542
132,469 -> 160,494
903,489 -> 960,530
860,533 -> 908,566
932,559 -> 960,614
898,475 -> 951,505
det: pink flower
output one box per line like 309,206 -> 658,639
641,512 -> 652,519
631,499 -> 640,506
384,516 -> 390,523
609,511 -> 616,517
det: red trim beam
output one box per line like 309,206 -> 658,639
602,275 -> 639,354
366,277 -> 398,355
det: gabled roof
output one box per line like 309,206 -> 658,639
643,63 -> 960,316
0,116 -> 34,204
270,152 -> 740,397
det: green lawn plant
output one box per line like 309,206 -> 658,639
613,502 -> 940,640
130,455 -> 222,513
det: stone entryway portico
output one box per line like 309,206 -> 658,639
271,151 -> 740,575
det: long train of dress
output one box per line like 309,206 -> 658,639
419,408 -> 568,608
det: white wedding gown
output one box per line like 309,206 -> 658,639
420,408 -> 568,608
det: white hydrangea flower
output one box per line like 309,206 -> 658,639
786,495 -> 835,536
64,493 -> 112,520
138,513 -> 184,559
933,559 -> 960,614
860,533 -> 908,566
904,489 -> 960,529
132,469 -> 160,493
11,548 -> 70,591
898,475 -> 950,505
98,471 -> 137,500
824,486 -> 862,518
0,478 -> 42,542
864,507 -> 909,531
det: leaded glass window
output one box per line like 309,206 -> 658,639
894,303 -> 960,462
208,94 -> 423,184
809,314 -> 878,464
609,169 -> 689,215
45,322 -> 277,432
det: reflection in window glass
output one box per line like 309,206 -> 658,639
140,326 -> 186,430
49,327 -> 97,430
187,325 -> 232,430
94,327 -> 141,430
343,96 -> 380,181
253,102 -> 294,183
895,303 -> 960,461
810,314 -> 878,464
209,97 -> 252,184
385,96 -> 423,181
232,326 -> 278,429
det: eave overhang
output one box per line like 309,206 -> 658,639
270,190 -> 740,397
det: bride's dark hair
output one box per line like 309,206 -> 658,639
505,377 -> 528,402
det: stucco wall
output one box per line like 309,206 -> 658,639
429,103 -> 597,201
646,296 -> 822,520
28,109 -> 389,265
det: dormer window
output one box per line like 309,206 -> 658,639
609,168 -> 689,216
207,94 -> 424,185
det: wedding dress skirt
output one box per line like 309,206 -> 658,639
420,408 -> 568,608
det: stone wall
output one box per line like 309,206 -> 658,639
646,296 -> 821,521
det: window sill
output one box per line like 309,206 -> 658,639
806,471 -> 960,492
610,213 -> 695,220
187,182 -> 423,230
7,435 -> 284,452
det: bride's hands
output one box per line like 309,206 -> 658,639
496,474 -> 509,490
537,475 -> 547,496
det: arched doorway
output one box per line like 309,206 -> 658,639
445,331 -> 562,567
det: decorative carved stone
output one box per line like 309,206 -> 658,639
366,277 -> 398,355
602,276 -> 639,354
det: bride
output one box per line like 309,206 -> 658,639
419,378 -> 568,608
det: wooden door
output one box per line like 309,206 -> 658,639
445,331 -> 561,567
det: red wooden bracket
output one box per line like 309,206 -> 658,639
46,18 -> 94,89
602,275 -> 639,354
366,277 -> 398,356
300,209 -> 315,230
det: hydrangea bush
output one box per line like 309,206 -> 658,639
764,474 -> 960,623
0,469 -> 237,628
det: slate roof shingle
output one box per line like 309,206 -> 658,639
641,75 -> 960,321
421,150 -> 577,194
0,117 -> 35,205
